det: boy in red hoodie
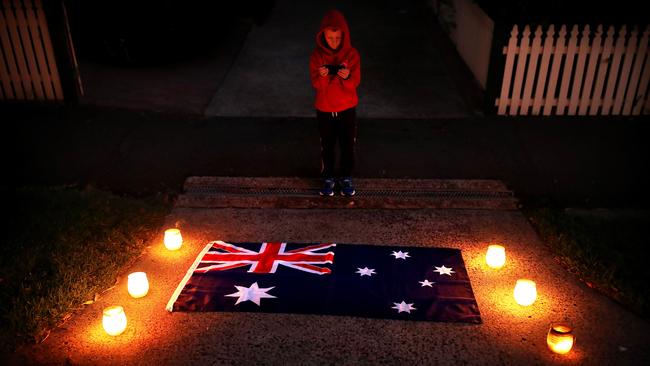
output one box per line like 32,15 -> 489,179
310,10 -> 361,197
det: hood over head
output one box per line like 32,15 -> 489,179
316,9 -> 352,54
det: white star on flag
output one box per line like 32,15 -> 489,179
356,267 -> 376,276
392,301 -> 416,313
391,250 -> 410,259
225,282 -> 276,306
434,265 -> 455,276
419,279 -> 435,287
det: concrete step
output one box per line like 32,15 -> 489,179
176,177 -> 518,210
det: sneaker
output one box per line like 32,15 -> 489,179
319,178 -> 335,196
339,177 -> 356,197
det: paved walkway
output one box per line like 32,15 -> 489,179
13,179 -> 650,365
76,0 -> 472,118
205,0 -> 470,118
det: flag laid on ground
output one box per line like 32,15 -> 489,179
166,241 -> 481,323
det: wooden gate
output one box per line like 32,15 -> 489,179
496,24 -> 650,116
0,0 -> 64,101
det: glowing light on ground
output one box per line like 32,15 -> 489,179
164,229 -> 183,251
127,272 -> 149,298
485,244 -> 506,269
514,279 -> 537,306
547,323 -> 574,354
102,306 -> 127,336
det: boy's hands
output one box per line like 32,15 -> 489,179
319,65 -> 350,79
318,66 -> 328,76
337,67 -> 350,79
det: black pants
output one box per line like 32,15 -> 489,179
317,107 -> 357,178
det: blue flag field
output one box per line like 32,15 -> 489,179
166,241 -> 481,323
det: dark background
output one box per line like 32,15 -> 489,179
65,0 -> 275,65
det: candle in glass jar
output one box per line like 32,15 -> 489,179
485,245 -> 506,269
547,323 -> 574,354
513,279 -> 537,306
127,272 -> 149,298
164,228 -> 182,251
102,306 -> 127,336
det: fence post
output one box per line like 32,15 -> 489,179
41,0 -> 79,105
590,26 -> 615,115
568,25 -> 591,115
521,25 -> 542,115
613,26 -> 638,115
533,25 -> 555,115
624,26 -> 649,115
557,25 -> 579,115
631,26 -> 650,115
542,25 -> 565,115
602,25 -> 627,115
579,25 -> 602,115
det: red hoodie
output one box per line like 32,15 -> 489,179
309,10 -> 361,113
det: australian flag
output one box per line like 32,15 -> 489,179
167,241 -> 481,323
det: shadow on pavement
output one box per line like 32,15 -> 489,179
6,104 -> 650,208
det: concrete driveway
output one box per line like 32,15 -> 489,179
76,0 -> 473,119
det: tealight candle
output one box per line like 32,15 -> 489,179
127,272 -> 149,298
547,323 -> 574,354
513,279 -> 537,306
164,228 -> 182,251
102,306 -> 127,336
485,244 -> 506,269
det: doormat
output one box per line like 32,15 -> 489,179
166,241 -> 481,323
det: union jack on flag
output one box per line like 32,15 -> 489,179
167,241 -> 481,323
194,241 -> 336,275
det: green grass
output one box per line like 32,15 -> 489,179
525,207 -> 650,318
1,186 -> 171,352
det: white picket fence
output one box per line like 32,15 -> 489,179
496,24 -> 650,116
0,0 -> 63,101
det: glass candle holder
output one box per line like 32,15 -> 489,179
102,306 -> 127,336
127,272 -> 149,298
164,228 -> 182,251
513,279 -> 537,306
547,323 -> 574,354
485,244 -> 506,269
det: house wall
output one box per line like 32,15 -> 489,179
449,0 -> 493,90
